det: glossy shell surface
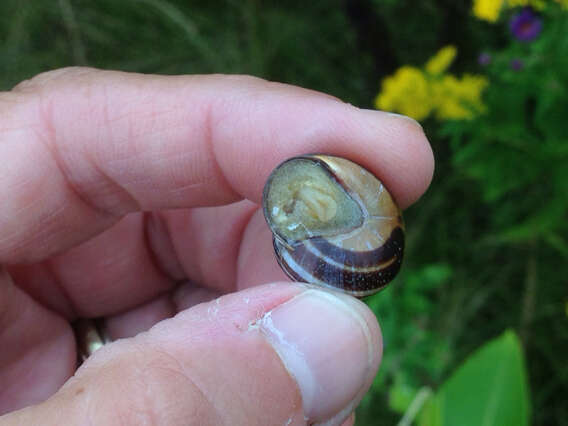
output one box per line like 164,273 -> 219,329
262,155 -> 405,297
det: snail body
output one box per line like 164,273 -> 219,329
262,155 -> 404,297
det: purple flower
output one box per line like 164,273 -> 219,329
510,8 -> 542,42
478,53 -> 492,66
510,58 -> 524,71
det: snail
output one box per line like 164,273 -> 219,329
262,155 -> 404,297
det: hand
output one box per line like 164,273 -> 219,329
0,68 -> 433,425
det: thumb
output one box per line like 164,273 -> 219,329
3,283 -> 382,426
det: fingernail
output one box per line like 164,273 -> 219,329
385,112 -> 423,129
360,108 -> 424,131
259,289 -> 380,424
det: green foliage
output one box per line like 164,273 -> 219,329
442,5 -> 568,249
357,263 -> 453,423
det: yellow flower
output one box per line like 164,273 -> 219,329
473,0 -> 566,21
375,66 -> 432,121
375,48 -> 488,122
425,45 -> 457,75
473,0 -> 504,22
432,74 -> 488,120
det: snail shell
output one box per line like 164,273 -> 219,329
262,155 -> 404,297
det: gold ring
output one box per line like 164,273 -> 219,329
73,318 -> 111,364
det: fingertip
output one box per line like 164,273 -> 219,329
213,92 -> 435,209
345,108 -> 435,209
340,412 -> 356,426
388,113 -> 435,206
259,288 -> 382,424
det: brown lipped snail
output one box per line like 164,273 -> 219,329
262,155 -> 405,297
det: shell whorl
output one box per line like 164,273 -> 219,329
263,155 -> 405,297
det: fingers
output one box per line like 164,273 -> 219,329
8,213 -> 176,318
1,284 -> 382,426
237,209 -> 291,289
0,67 -> 433,264
0,269 -> 75,415
9,201 -> 258,318
104,283 -> 221,340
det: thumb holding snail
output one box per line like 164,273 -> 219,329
4,280 -> 378,425
0,68 -> 433,425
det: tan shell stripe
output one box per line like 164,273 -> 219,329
274,237 -> 403,294
303,227 -> 404,268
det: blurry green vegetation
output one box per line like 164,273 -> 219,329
1,0 -> 566,425
384,331 -> 530,426
0,0 -> 375,103
417,331 -> 530,426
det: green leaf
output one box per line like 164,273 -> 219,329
494,201 -> 568,244
418,330 -> 531,426
544,233 -> 568,258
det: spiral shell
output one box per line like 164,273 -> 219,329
262,155 -> 404,297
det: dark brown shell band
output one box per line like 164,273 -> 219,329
274,227 -> 404,297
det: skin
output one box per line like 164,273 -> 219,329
0,68 -> 434,425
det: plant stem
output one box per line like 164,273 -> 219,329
58,0 -> 87,65
520,240 -> 537,345
397,387 -> 433,426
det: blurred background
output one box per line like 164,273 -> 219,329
1,0 -> 566,424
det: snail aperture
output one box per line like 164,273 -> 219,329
262,155 -> 405,297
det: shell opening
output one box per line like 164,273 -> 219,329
264,158 -> 364,244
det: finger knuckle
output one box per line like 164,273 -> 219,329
10,67 -> 98,93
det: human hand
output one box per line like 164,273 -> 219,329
0,68 -> 433,425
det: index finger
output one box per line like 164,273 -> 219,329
0,68 -> 433,264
